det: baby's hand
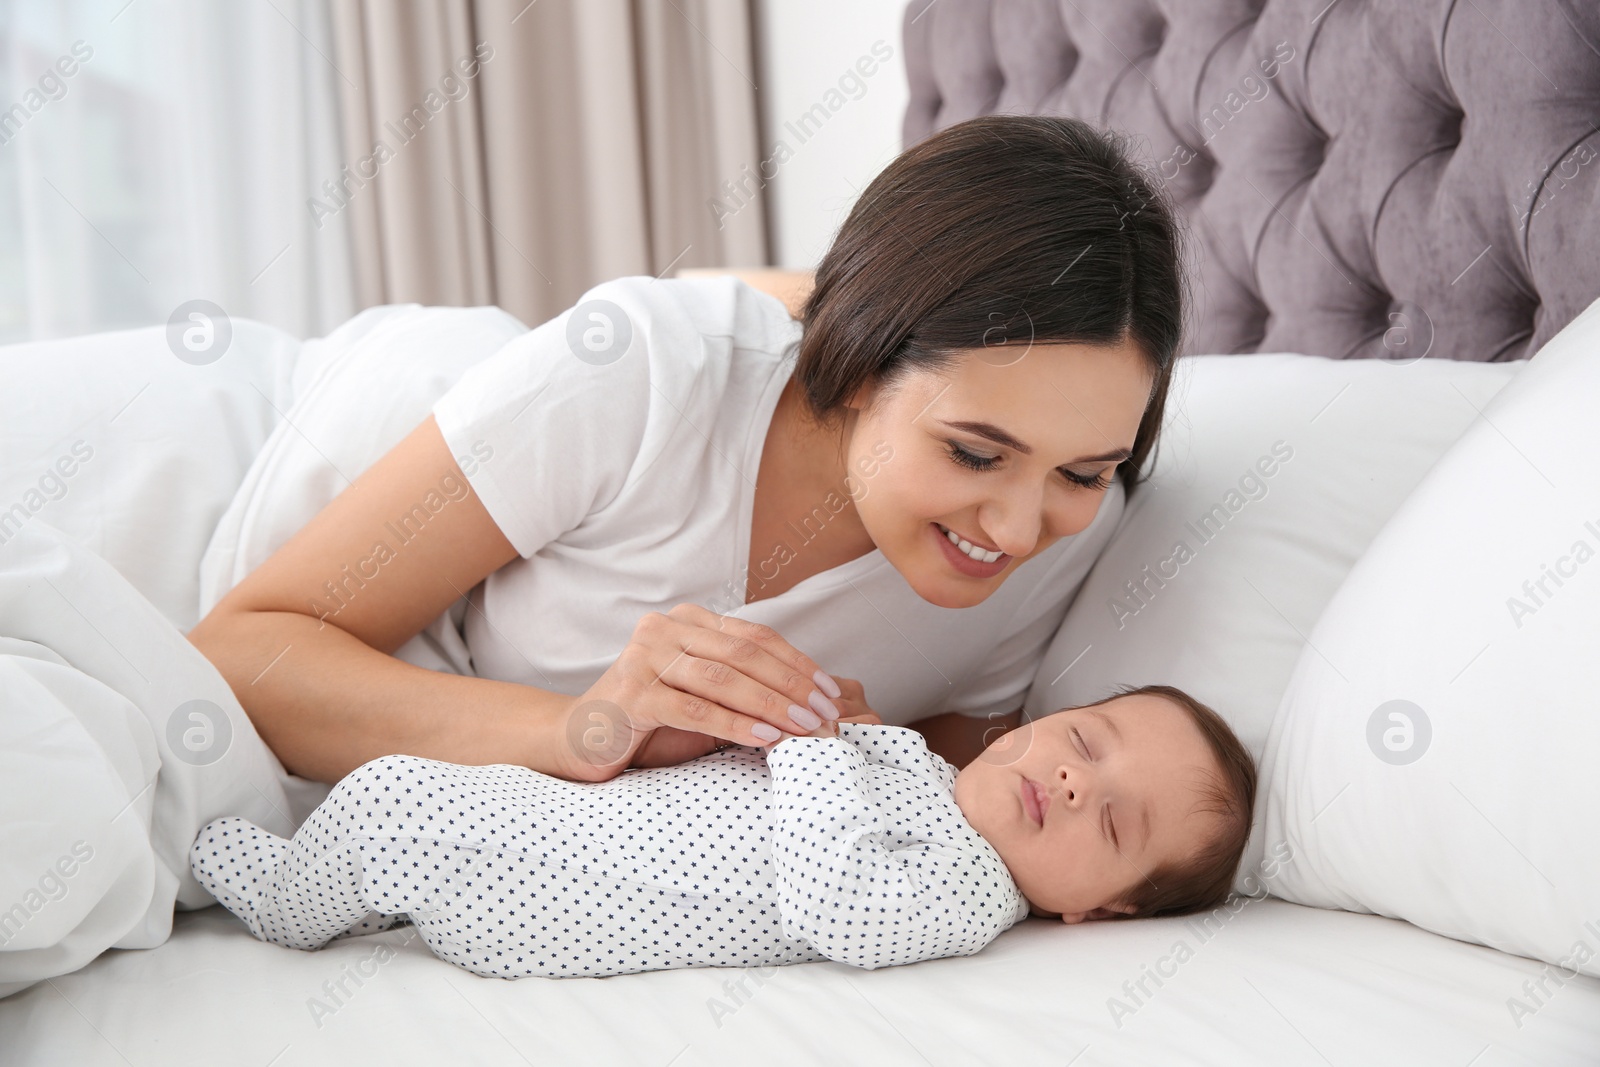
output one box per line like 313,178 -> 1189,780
831,677 -> 878,717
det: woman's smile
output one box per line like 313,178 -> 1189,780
930,520 -> 1011,577
935,520 -> 1005,558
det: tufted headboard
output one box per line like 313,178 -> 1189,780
901,0 -> 1600,362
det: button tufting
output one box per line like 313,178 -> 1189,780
1302,128 -> 1328,172
1149,17 -> 1167,51
1440,107 -> 1464,149
899,0 -> 1600,364
1381,299 -> 1435,364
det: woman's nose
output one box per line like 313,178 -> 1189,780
978,501 -> 1044,558
983,488 -> 1103,556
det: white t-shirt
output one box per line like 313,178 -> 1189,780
431,274 -> 1125,727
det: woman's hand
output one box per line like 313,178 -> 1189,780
555,603 -> 843,782
755,676 -> 882,750
626,724 -> 723,769
814,676 -> 881,725
628,676 -> 882,767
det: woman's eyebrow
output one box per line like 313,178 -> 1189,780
939,419 -> 1132,464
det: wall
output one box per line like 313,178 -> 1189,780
751,0 -> 909,269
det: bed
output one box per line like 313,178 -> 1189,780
4,1 -> 1600,1063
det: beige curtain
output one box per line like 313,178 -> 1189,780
326,0 -> 769,327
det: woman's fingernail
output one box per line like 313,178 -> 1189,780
752,723 -> 782,742
810,691 -> 840,721
789,703 -> 822,731
813,670 -> 842,699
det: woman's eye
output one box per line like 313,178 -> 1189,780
946,442 -> 1113,490
1065,468 -> 1114,491
946,442 -> 1000,471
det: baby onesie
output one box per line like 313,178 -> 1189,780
188,724 -> 1031,978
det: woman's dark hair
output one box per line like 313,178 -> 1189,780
794,114 -> 1191,490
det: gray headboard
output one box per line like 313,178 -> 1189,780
902,0 -> 1600,362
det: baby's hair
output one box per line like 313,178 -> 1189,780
1081,683 -> 1257,920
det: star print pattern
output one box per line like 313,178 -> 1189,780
188,724 -> 1030,978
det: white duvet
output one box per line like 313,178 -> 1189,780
0,304 -> 525,999
0,519 -> 295,999
0,315 -> 313,1000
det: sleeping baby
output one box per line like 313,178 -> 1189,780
189,683 -> 1256,978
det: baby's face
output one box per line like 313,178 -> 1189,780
953,693 -> 1221,923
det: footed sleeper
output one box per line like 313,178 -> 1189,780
189,724 -> 1030,979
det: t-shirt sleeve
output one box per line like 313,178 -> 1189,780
764,735 -> 1004,970
939,478 -> 1127,720
429,283 -> 656,560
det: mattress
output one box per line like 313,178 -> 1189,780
4,895 -> 1597,1066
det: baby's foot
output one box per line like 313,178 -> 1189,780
189,816 -> 287,941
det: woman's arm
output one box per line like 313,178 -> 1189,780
906,707 -> 1022,769
187,415 -> 581,785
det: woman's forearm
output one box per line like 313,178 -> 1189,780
187,608 -> 577,785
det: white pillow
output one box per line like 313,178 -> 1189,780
0,319 -> 301,632
1025,351 -> 1524,894
1259,296 -> 1600,976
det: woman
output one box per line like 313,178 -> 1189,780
186,115 -> 1188,786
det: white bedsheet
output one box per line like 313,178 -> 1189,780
3,894 -> 1596,1066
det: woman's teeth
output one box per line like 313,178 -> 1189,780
938,523 -> 1004,563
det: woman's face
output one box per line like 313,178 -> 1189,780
841,339 -> 1154,609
